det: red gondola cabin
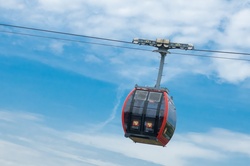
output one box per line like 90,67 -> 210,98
122,85 -> 176,146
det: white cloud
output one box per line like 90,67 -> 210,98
187,128 -> 250,156
0,110 -> 43,122
1,0 -> 250,84
49,41 -> 66,55
37,0 -> 84,13
66,132 -> 226,166
218,8 -> 250,49
1,110 -> 250,166
0,0 -> 25,10
213,58 -> 250,83
84,54 -> 102,64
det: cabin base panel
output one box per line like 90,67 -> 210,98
129,136 -> 164,146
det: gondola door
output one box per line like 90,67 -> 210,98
128,90 -> 147,135
128,90 -> 163,139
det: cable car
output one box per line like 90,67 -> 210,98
121,85 -> 176,147
121,38 -> 192,146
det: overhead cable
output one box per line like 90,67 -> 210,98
1,29 -> 250,62
0,30 -> 152,51
171,52 -> 250,62
1,23 -> 250,57
0,23 -> 131,44
193,49 -> 250,56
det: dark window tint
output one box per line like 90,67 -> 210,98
132,106 -> 143,115
163,122 -> 175,139
148,92 -> 162,102
124,96 -> 133,112
134,90 -> 148,101
133,100 -> 145,107
167,99 -> 176,126
147,102 -> 158,109
146,108 -> 157,117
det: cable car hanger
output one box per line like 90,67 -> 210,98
132,38 -> 194,88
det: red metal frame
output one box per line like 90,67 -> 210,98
121,88 -> 136,132
156,91 -> 169,146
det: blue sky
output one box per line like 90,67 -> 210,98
1,0 -> 250,166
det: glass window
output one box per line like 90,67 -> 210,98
124,104 -> 131,113
134,90 -> 148,100
146,108 -> 157,117
124,96 -> 132,112
133,100 -> 145,107
167,100 -> 176,127
132,106 -> 143,115
148,92 -> 162,102
159,101 -> 165,117
147,102 -> 158,109
163,122 -> 175,139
